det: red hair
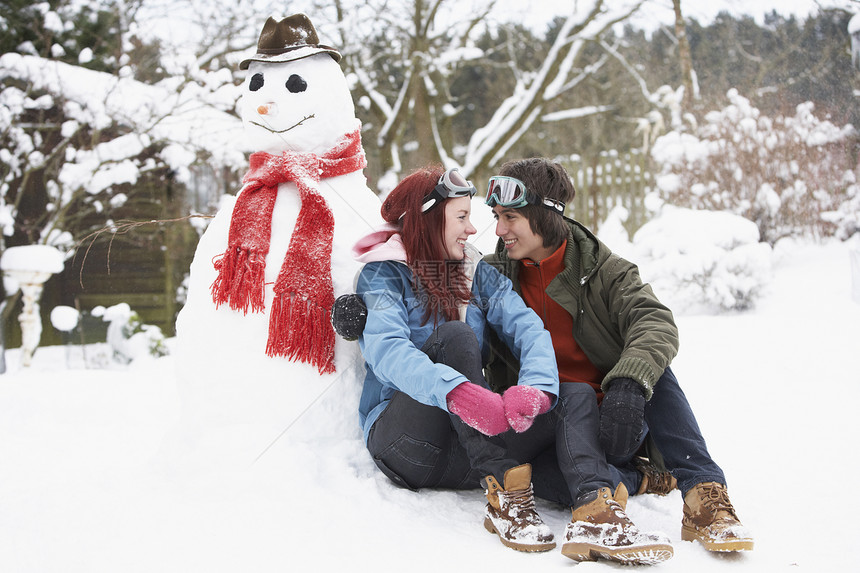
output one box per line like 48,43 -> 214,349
381,165 -> 471,324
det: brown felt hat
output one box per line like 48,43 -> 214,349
239,14 -> 341,70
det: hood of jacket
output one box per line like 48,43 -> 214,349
353,223 -> 408,263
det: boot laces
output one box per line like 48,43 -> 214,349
649,471 -> 674,494
606,498 -> 635,525
699,483 -> 738,520
634,457 -> 675,495
499,483 -> 537,512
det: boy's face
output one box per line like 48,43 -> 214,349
492,205 -> 551,262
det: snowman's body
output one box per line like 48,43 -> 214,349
172,52 -> 381,467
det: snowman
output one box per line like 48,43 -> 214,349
170,14 -> 382,469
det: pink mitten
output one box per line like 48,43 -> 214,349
503,385 -> 552,433
446,382 -> 510,436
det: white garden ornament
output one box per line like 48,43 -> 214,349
171,14 -> 382,467
1,245 -> 65,367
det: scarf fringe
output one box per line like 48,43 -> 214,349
266,293 -> 336,375
211,248 -> 266,314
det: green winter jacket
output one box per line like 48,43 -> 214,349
483,217 -> 679,399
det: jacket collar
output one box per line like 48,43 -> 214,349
493,217 -> 607,291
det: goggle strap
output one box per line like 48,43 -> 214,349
543,198 -> 566,214
486,193 -> 566,214
422,179 -> 476,213
421,185 -> 448,212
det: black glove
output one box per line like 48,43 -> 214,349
330,293 -> 367,341
599,377 -> 646,464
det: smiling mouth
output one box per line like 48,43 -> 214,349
250,114 -> 315,134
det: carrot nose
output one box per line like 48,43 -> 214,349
257,103 -> 278,115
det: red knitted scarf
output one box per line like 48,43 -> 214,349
210,128 -> 366,374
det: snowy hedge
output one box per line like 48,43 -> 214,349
651,89 -> 858,244
627,206 -> 773,314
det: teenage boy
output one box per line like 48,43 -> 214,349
483,157 -> 754,559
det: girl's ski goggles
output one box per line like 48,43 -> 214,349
422,168 -> 477,212
485,176 -> 566,214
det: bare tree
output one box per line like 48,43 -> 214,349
673,0 -> 696,110
0,0 -> 245,252
320,0 -> 647,184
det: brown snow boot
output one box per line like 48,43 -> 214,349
634,456 -> 678,496
682,482 -> 754,552
483,464 -> 556,552
562,483 -> 674,565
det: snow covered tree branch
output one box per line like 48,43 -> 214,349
1,51 -> 243,252
324,0 -> 647,187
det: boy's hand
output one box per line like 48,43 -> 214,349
599,378 -> 646,462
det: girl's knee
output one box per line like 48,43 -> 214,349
435,320 -> 478,345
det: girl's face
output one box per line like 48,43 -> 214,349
442,196 -> 477,260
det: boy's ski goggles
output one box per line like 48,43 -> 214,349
422,168 -> 477,212
485,176 -> 566,214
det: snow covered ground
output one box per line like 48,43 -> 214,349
1,237 -> 859,572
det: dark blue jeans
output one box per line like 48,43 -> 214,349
366,323 -> 722,505
530,368 -> 726,506
530,383 -> 616,505
617,367 -> 725,495
366,320 -> 630,502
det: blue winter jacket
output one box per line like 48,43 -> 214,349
356,258 -> 559,444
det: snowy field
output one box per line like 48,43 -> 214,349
1,237 -> 859,572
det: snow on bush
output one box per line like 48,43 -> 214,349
92,302 -> 168,364
630,206 -> 772,314
822,168 -> 860,239
651,89 -> 857,244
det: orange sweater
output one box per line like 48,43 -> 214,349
519,241 -> 605,399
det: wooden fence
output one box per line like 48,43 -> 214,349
2,190 -> 199,349
560,149 -> 653,237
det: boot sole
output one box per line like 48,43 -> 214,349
561,541 -> 674,565
483,517 -> 556,552
681,526 -> 754,552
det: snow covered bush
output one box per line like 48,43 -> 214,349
92,302 -> 168,364
821,168 -> 860,239
651,90 -> 858,244
630,206 -> 772,314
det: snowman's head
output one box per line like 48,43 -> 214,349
240,56 -> 357,154
238,14 -> 358,155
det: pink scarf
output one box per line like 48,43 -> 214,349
210,128 -> 366,374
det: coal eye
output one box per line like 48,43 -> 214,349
286,74 -> 307,93
249,73 -> 264,91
